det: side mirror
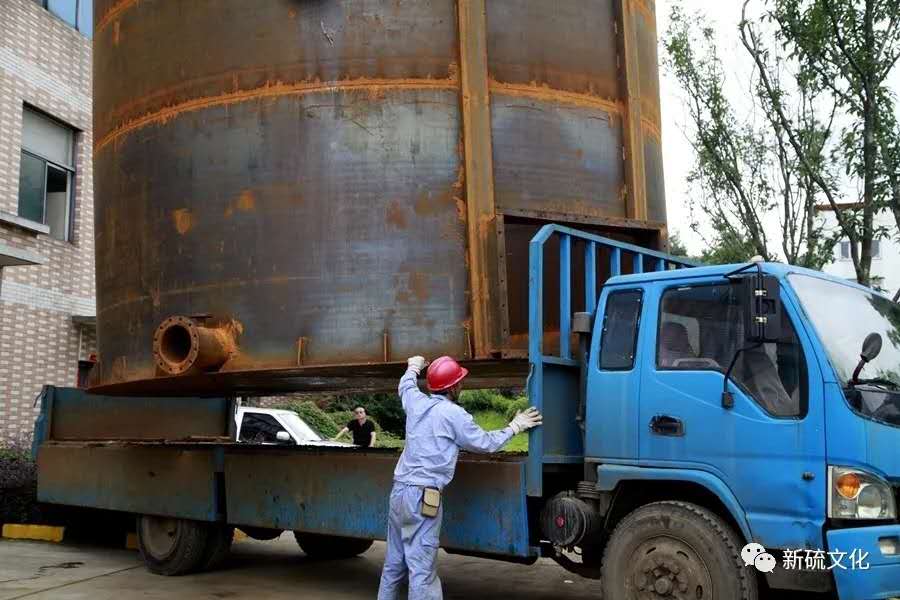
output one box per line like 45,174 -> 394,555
861,332 -> 883,363
742,274 -> 782,343
850,332 -> 883,384
275,431 -> 292,443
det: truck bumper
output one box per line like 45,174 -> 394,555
829,525 -> 900,600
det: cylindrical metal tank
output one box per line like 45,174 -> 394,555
91,0 -> 667,394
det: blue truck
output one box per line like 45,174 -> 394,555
33,224 -> 900,599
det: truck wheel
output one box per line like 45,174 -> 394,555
137,515 -> 210,576
199,524 -> 234,571
601,501 -> 757,600
294,532 -> 374,559
239,526 -> 283,541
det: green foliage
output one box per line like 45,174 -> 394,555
473,411 -> 528,453
503,396 -> 530,422
663,1 -> 869,273
667,232 -> 690,258
325,393 -> 405,435
376,431 -> 406,450
273,400 -> 340,438
0,442 -> 39,526
458,389 -> 521,415
327,411 -> 382,433
770,0 -> 900,279
274,395 -> 529,453
698,222 -> 759,265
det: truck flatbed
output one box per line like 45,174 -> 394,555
35,400 -> 534,560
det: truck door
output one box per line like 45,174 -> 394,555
584,287 -> 645,460
637,279 -> 826,549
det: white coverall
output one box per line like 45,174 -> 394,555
376,367 -> 515,600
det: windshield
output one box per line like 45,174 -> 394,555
280,413 -> 323,442
790,274 -> 900,425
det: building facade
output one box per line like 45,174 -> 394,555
819,207 -> 900,298
0,0 -> 95,441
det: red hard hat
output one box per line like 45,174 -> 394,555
426,356 -> 469,392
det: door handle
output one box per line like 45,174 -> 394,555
649,415 -> 685,437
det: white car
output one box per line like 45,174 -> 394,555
235,407 -> 349,447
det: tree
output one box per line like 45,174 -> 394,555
759,0 -> 900,285
665,4 -> 835,270
667,232 -> 690,257
665,0 -> 900,284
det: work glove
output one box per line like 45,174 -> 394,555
407,356 -> 427,375
509,407 -> 543,434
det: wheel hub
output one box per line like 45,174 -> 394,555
627,536 -> 713,599
141,516 -> 180,559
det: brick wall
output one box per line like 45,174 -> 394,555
0,0 -> 95,441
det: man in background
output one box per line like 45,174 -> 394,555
333,406 -> 377,447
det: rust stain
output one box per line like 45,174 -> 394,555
408,271 -> 429,302
641,116 -> 662,143
386,200 -> 408,229
394,268 -> 430,304
287,7 -> 297,19
113,21 -> 121,46
630,0 -> 657,26
225,187 -> 301,217
95,77 -> 459,153
172,208 -> 193,235
488,79 -> 625,115
96,0 -> 141,35
236,190 -> 256,212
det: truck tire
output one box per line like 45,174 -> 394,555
239,526 -> 283,541
137,515 -> 210,576
199,524 -> 234,571
600,501 -> 758,600
294,531 -> 374,559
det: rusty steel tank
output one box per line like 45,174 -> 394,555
91,0 -> 667,395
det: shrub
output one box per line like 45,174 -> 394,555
0,443 -> 41,526
273,400 -> 340,439
458,389 -> 522,415
504,396 -> 530,421
325,393 -> 405,436
375,431 -> 405,450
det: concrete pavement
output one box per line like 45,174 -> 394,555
0,535 -> 601,599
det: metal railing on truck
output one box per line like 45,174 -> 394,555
527,224 -> 697,496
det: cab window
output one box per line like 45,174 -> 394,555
239,413 -> 285,443
599,290 -> 643,370
657,283 -> 807,418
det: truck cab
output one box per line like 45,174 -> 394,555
529,225 -> 900,599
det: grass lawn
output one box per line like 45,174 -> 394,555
474,410 -> 528,452
372,410 -> 528,453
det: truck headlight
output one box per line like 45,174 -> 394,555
829,466 -> 896,520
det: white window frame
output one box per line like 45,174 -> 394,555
18,107 -> 76,241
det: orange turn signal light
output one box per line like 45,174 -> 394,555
836,472 -> 862,499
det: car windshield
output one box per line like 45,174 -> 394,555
790,274 -> 900,425
280,413 -> 323,442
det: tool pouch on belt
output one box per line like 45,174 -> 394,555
421,487 -> 441,518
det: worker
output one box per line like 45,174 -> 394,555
377,355 -> 542,600
333,406 -> 377,447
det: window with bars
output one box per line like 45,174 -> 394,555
18,107 -> 76,241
